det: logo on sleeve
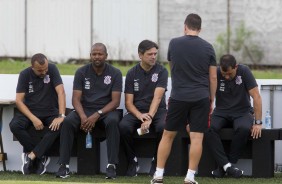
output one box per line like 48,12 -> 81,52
104,75 -> 111,85
84,78 -> 90,89
235,76 -> 242,85
151,73 -> 158,82
28,82 -> 34,93
43,75 -> 50,84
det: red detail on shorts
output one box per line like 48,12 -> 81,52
208,99 -> 212,128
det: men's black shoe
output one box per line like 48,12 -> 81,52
126,160 -> 140,177
21,153 -> 32,175
211,167 -> 226,178
226,166 -> 243,178
149,160 -> 156,177
151,177 -> 163,184
105,164 -> 116,179
36,156 -> 50,175
56,164 -> 70,178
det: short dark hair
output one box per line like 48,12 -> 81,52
138,40 -> 158,54
220,54 -> 237,72
91,43 -> 107,54
31,53 -> 47,65
184,13 -> 201,31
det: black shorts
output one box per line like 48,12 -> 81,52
165,97 -> 211,133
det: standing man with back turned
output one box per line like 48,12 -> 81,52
206,54 -> 262,178
151,13 -> 217,184
56,43 -> 122,179
119,40 -> 168,177
10,53 -> 66,175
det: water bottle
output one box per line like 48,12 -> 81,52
86,131 -> 92,149
265,110 -> 272,129
137,127 -> 149,136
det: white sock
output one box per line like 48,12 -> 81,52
28,154 -> 33,159
154,167 -> 164,178
223,163 -> 232,171
185,169 -> 196,182
134,157 -> 138,162
65,164 -> 69,168
107,164 -> 116,169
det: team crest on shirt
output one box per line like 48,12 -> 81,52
104,75 -> 111,85
151,73 -> 158,82
43,75 -> 50,84
235,76 -> 242,85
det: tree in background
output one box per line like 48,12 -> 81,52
214,21 -> 264,66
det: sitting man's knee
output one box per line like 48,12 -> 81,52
106,112 -> 121,124
118,121 -> 132,135
206,126 -> 220,135
9,120 -> 21,132
235,126 -> 250,135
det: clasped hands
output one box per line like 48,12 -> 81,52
80,113 -> 99,133
138,113 -> 152,131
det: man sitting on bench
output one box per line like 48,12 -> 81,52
119,40 -> 168,177
205,54 -> 262,178
10,53 -> 66,175
56,43 -> 122,179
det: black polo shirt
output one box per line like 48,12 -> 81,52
214,64 -> 258,115
124,63 -> 168,111
73,63 -> 122,109
16,63 -> 63,117
167,35 -> 216,102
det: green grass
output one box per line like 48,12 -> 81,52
252,69 -> 282,79
1,60 -> 282,79
0,60 -> 83,76
0,60 -> 136,76
0,172 -> 282,184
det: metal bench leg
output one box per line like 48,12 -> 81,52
0,134 -> 6,171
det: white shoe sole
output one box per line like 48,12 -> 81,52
59,174 -> 70,179
39,157 -> 50,175
21,153 -> 25,175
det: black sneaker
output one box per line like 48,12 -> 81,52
149,160 -> 156,177
151,178 -> 163,184
226,166 -> 243,178
21,153 -> 32,175
56,164 -> 70,178
211,167 -> 226,178
184,179 -> 198,184
105,164 -> 116,179
126,161 -> 140,177
36,156 -> 50,175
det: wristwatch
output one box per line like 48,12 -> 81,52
97,110 -> 103,116
58,114 -> 66,118
254,120 -> 262,125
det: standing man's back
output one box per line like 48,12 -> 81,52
151,13 -> 217,184
169,35 -> 216,101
